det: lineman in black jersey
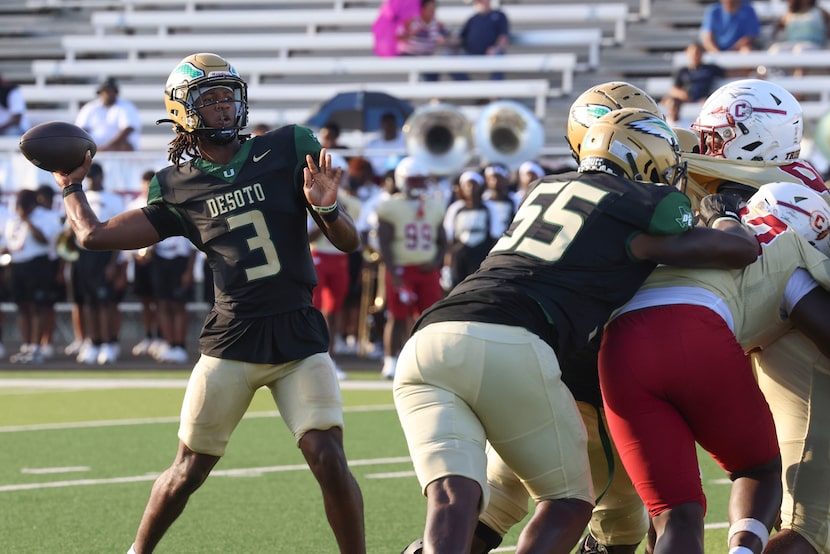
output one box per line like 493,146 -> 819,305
48,53 -> 365,554
392,108 -> 759,554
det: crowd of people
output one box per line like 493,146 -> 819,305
0,160 -> 199,366
373,0 -> 511,81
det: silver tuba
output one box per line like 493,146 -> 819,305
56,230 -> 80,262
474,100 -> 545,171
402,102 -> 474,176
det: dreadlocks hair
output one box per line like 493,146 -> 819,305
168,132 -> 200,167
167,131 -> 251,167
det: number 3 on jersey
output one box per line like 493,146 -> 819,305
227,209 -> 281,281
491,180 -> 609,262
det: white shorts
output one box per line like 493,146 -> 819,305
393,321 -> 593,512
178,352 -> 344,456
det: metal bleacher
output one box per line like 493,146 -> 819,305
3,0 -> 828,185
2,0 -> 638,188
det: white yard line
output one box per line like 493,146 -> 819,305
0,378 -> 392,390
0,404 -> 394,433
0,456 -> 412,493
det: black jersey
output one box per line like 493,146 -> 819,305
415,171 -> 695,357
142,125 -> 330,363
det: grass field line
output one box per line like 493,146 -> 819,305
0,403 -> 395,433
0,455 -> 413,493
0,377 -> 393,391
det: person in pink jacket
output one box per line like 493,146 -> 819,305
372,0 -> 420,56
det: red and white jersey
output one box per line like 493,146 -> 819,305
616,205 -> 830,353
683,152 -> 829,206
375,192 -> 445,266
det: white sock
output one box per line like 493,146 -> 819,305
127,545 -> 138,554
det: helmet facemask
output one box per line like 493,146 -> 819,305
164,53 -> 249,141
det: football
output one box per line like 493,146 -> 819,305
18,121 -> 97,173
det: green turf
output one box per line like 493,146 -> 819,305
0,374 -> 734,553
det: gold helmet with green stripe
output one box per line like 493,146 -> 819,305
163,52 -> 248,141
566,81 -> 662,159
578,108 -> 686,189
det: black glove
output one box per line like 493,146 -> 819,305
698,193 -> 744,228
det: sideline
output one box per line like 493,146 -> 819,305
0,403 -> 394,433
0,455 -> 413,493
0,377 -> 393,390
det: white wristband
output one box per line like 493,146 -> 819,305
311,200 -> 338,214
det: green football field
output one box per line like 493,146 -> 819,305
0,370 -> 734,553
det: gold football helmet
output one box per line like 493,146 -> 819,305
163,52 -> 248,138
673,126 -> 701,154
578,108 -> 686,189
566,81 -> 662,158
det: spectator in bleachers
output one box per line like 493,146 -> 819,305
150,235 -> 196,364
0,74 -> 29,136
482,162 -> 516,238
661,42 -> 725,126
700,0 -> 760,53
127,170 -> 162,358
75,77 -> 141,151
5,189 -> 62,364
397,0 -> 450,81
365,111 -> 407,178
511,159 -> 545,209
250,122 -> 271,136
0,200 -> 9,358
372,0 -> 421,57
72,163 -> 126,365
34,185 -> 62,360
318,121 -> 347,150
350,159 -> 391,359
453,0 -> 510,80
768,0 -> 830,53
441,169 -> 493,291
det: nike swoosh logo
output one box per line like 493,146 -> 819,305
252,149 -> 271,162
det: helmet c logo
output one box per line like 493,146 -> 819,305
811,211 -> 829,235
730,100 -> 753,121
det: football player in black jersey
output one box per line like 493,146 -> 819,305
50,53 -> 365,554
393,108 -> 760,554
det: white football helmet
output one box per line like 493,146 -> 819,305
394,156 -> 431,197
746,181 -> 830,256
692,79 -> 803,162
